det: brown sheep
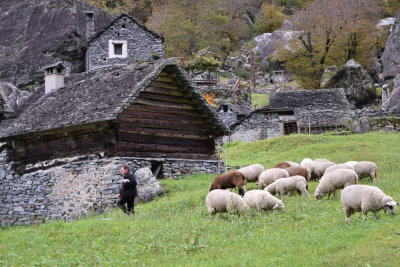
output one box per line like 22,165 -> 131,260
272,161 -> 291,169
285,166 -> 311,181
210,171 -> 246,196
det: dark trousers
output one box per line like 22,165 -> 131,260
118,190 -> 136,214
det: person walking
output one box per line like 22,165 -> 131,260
118,164 -> 138,215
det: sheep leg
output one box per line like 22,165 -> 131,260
362,209 -> 368,221
370,171 -> 376,183
344,207 -> 352,223
279,190 -> 285,200
210,211 -> 216,219
327,192 -> 331,200
302,188 -> 311,200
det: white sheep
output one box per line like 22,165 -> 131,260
312,159 -> 335,179
287,161 -> 300,167
314,169 -> 358,200
341,184 -> 398,222
258,168 -> 289,189
243,190 -> 284,211
347,161 -> 378,182
324,163 -> 354,175
265,175 -> 310,200
205,189 -> 249,217
300,158 -> 314,175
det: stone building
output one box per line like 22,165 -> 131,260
0,59 -> 227,226
224,88 -> 350,143
86,14 -> 164,71
216,103 -> 252,127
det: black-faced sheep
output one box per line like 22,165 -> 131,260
243,190 -> 284,211
341,185 -> 398,222
209,171 -> 246,196
258,168 -> 289,189
314,169 -> 358,200
205,189 -> 249,217
265,175 -> 310,200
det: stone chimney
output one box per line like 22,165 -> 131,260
85,11 -> 95,41
44,62 -> 65,94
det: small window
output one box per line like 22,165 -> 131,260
56,68 -> 62,73
122,24 -> 126,28
114,43 -> 123,55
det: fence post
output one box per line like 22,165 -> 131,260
308,117 -> 311,136
217,143 -> 221,174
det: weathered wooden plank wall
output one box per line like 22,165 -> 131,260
116,71 -> 216,159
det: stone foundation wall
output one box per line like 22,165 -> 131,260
0,155 -> 223,226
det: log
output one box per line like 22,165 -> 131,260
148,81 -> 179,90
118,110 -> 208,124
118,117 -> 208,131
154,76 -> 174,83
144,86 -> 184,96
133,98 -> 195,110
118,127 -> 210,140
126,104 -> 206,118
138,92 -> 195,104
117,141 -> 213,154
111,151 -> 215,160
118,133 -> 213,147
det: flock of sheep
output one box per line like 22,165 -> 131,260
206,159 -> 398,222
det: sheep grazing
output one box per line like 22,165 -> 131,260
285,166 -> 311,181
244,190 -> 284,211
324,163 -> 354,175
209,171 -> 246,196
238,164 -> 265,183
300,158 -> 314,175
287,161 -> 300,167
347,161 -> 378,182
312,159 -> 335,180
314,169 -> 358,200
272,161 -> 291,169
341,185 -> 398,222
265,175 -> 310,200
258,168 -> 289,189
205,189 -> 249,217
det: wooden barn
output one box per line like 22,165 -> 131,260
0,58 -> 228,164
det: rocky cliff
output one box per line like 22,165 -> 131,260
381,15 -> 400,79
0,0 -> 113,89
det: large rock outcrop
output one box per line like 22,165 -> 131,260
326,60 -> 376,108
0,0 -> 112,89
381,16 -> 400,79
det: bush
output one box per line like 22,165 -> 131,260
234,69 -> 251,80
376,87 -> 382,96
253,3 -> 286,34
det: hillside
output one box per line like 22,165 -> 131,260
1,132 -> 399,266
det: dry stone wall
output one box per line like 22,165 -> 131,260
0,154 -> 223,226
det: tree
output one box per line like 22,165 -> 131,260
253,3 -> 286,34
274,0 -> 380,89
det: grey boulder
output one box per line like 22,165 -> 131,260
134,168 -> 165,203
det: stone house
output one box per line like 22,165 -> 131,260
224,88 -> 350,143
0,58 -> 229,226
216,103 -> 252,127
85,13 -> 164,71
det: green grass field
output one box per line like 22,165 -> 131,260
1,132 -> 400,266
251,93 -> 269,108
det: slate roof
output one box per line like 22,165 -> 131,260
0,83 -> 14,114
268,88 -> 350,110
0,58 -> 228,139
88,13 -> 164,44
217,103 -> 252,115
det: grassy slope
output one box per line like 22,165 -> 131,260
1,132 -> 400,266
251,93 -> 269,108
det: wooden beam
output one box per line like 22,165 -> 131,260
117,141 -> 213,154
118,127 -> 210,140
118,133 -> 212,147
118,117 -> 208,131
154,76 -> 174,83
133,98 -> 195,110
118,110 -> 209,124
111,151 -> 215,160
126,104 -> 207,118
149,81 -> 179,90
138,92 -> 195,104
143,86 -> 184,96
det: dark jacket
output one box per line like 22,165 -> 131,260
121,172 -> 138,196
